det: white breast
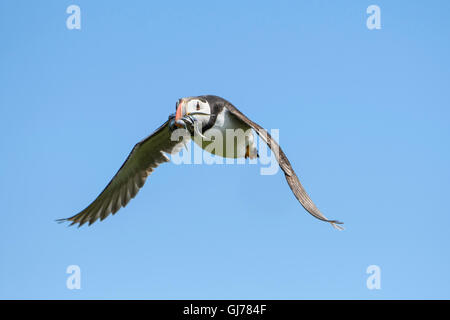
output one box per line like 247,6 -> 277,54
193,108 -> 256,159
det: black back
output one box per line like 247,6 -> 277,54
197,95 -> 229,132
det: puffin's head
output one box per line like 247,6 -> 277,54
170,97 -> 212,133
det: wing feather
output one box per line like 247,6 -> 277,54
225,102 -> 344,230
58,119 -> 185,227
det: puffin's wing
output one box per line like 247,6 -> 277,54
225,103 -> 344,230
58,119 -> 185,227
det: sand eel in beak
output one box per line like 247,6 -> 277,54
58,95 -> 343,230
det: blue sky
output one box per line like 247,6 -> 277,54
1,0 -> 449,299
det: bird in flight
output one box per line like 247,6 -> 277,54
58,95 -> 343,229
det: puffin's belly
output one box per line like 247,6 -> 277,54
193,109 -> 253,158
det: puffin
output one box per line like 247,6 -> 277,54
58,95 -> 343,230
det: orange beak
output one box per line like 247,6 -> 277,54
175,100 -> 183,121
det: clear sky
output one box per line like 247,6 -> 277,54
1,0 -> 449,299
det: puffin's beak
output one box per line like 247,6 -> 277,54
175,100 -> 184,127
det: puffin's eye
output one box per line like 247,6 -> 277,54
196,102 -> 200,111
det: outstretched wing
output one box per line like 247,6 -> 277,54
58,119 -> 186,227
225,103 -> 344,230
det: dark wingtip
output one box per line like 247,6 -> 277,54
330,221 -> 345,231
71,221 -> 79,227
56,217 -> 82,228
55,218 -> 68,224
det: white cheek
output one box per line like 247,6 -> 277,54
214,109 -> 225,127
199,105 -> 212,123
